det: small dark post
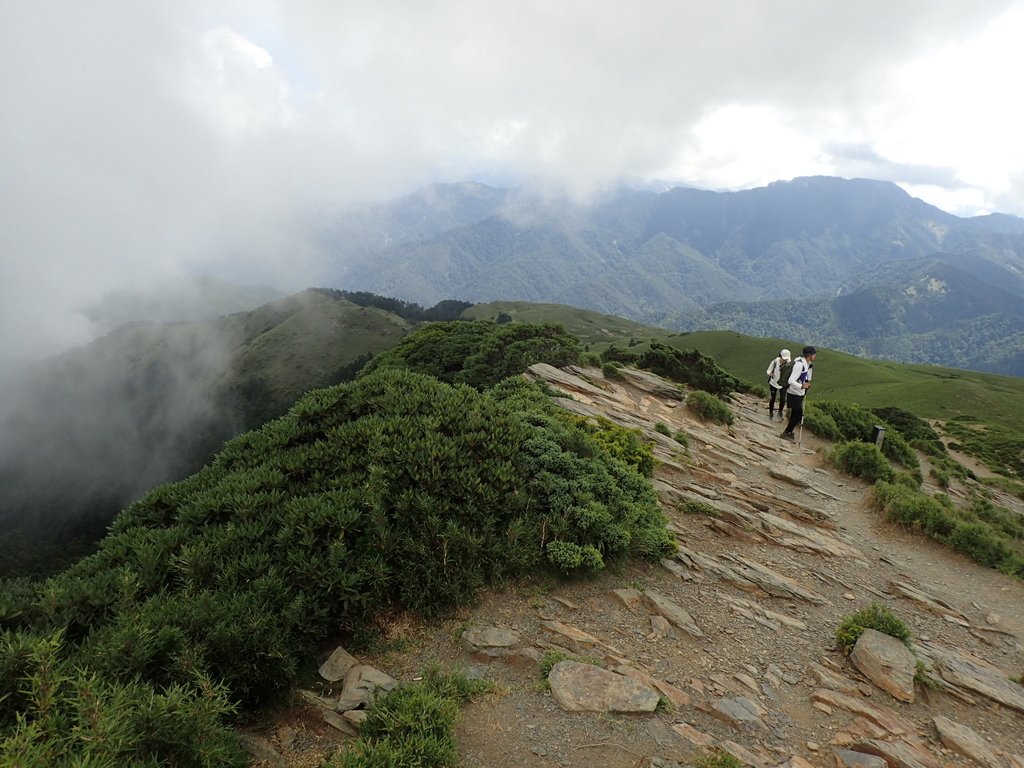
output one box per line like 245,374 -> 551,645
871,425 -> 886,448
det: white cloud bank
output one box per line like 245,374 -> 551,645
2,0 -> 1023,360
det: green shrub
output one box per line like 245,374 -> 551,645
872,482 -> 1024,577
603,342 -> 750,397
835,604 -> 911,653
969,497 -> 1024,541
328,669 -> 491,768
872,406 -> 946,457
673,431 -> 690,450
602,361 -> 624,380
686,391 -> 734,426
810,401 -> 918,469
654,422 -> 672,437
930,467 -> 951,489
892,470 -> 922,490
363,320 -> 582,390
566,416 -> 656,478
580,351 -> 602,367
679,500 -> 718,517
3,367 -> 675,759
828,443 -> 895,483
803,405 -> 843,442
0,629 -> 245,766
944,418 -> 1024,479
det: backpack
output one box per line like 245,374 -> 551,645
777,358 -> 795,389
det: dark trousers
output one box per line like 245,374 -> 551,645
768,385 -> 785,414
784,392 -> 804,434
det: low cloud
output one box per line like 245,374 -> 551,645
1,0 -> 1020,365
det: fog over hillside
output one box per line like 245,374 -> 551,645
3,1 -> 1023,370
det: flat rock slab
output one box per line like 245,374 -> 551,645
540,619 -> 602,652
335,665 -> 398,712
851,738 -> 942,768
548,660 -> 660,713
767,463 -> 812,487
642,590 -> 705,638
833,749 -> 889,768
709,696 -> 768,732
526,363 -> 607,397
671,722 -> 716,748
238,734 -> 287,767
930,648 -> 1024,713
811,689 -> 914,736
851,628 -> 916,702
616,367 -> 685,399
461,626 -> 522,652
933,716 -> 1015,768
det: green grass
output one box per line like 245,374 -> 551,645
461,307 -> 1024,434
460,306 -> 1024,478
667,331 -> 1024,434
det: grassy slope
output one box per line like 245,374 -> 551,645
464,302 -> 1024,430
225,291 -> 411,405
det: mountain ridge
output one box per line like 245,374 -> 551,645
326,176 -> 1024,373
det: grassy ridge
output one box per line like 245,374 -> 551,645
463,303 -> 1024,477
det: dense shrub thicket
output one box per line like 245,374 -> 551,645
363,320 -> 582,390
0,629 -> 244,766
601,342 -> 750,397
310,288 -> 472,323
0,367 -> 673,763
871,406 -> 946,457
872,481 -> 1024,577
804,401 -> 918,469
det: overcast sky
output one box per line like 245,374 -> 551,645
2,0 -> 1024,361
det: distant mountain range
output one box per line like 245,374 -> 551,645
326,177 -> 1024,374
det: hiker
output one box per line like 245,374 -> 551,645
780,345 -> 817,441
765,348 -> 791,421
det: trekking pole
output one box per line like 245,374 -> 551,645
797,390 -> 808,446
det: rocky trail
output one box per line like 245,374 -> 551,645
244,363 -> 1024,768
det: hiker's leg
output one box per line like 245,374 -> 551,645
784,393 -> 803,434
768,386 -> 778,414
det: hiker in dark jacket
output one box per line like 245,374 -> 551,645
781,345 -> 817,441
765,348 -> 791,421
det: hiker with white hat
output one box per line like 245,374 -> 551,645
765,348 -> 792,422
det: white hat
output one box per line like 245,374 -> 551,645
780,349 -> 791,360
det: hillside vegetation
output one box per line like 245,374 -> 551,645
0,292 -> 413,577
0,322 -> 676,765
466,303 -> 1024,484
328,177 -> 1024,374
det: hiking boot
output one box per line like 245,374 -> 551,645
780,431 -> 795,441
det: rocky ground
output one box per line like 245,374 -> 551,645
243,363 -> 1024,768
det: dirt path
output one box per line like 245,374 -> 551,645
249,367 -> 1024,768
